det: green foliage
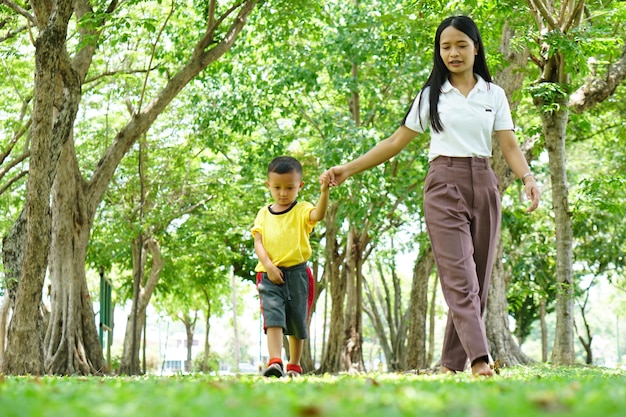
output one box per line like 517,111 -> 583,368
502,203 -> 557,344
2,0 -> 626,372
572,175 -> 626,279
191,351 -> 221,373
1,366 -> 625,417
575,176 -> 626,215
526,82 -> 569,112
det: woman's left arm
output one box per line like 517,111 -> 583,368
495,130 -> 541,213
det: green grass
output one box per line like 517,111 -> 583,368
1,365 -> 624,417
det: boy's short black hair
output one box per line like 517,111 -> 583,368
267,156 -> 303,176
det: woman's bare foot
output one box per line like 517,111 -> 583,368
440,366 -> 456,375
471,360 -> 494,377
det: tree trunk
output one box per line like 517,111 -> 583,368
389,261 -> 407,371
3,0 -> 258,376
118,237 -> 164,374
576,299 -> 594,365
576,322 -> 593,365
301,255 -> 322,372
202,288 -> 212,371
44,140 -> 106,375
540,299 -> 548,362
406,244 -> 434,370
362,257 -> 409,371
119,308 -> 147,376
2,211 -> 26,305
182,313 -> 197,372
342,227 -> 366,372
230,270 -> 241,370
481,21 -> 537,367
539,98 -> 575,365
485,236 -> 533,366
0,293 -> 10,369
317,203 -> 346,373
363,273 -> 392,369
427,273 -> 437,366
2,0 -> 77,374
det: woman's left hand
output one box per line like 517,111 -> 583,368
524,178 -> 541,213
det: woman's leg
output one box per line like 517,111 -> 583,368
424,158 -> 499,373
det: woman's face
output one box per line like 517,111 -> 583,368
439,25 -> 478,75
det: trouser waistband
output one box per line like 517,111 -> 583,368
278,262 -> 308,272
430,156 -> 490,168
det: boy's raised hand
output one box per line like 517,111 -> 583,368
319,172 -> 330,191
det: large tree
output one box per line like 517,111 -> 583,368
2,0 -> 259,375
3,0 -> 81,376
525,0 -> 626,365
484,19 -> 539,366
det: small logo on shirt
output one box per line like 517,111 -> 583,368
485,108 -> 493,112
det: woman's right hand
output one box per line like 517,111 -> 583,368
323,165 -> 350,187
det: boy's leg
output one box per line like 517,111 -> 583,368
263,327 -> 285,377
281,263 -> 312,377
287,336 -> 303,365
286,336 -> 304,376
267,327 -> 284,360
257,271 -> 287,377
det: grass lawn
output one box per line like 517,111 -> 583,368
1,365 -> 624,417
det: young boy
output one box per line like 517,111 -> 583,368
252,156 -> 329,377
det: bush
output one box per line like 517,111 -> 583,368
192,351 -> 221,373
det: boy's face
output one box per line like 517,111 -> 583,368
266,171 -> 304,210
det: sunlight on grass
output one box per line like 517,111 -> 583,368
0,366 -> 624,417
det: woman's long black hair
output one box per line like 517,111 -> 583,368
407,16 -> 492,133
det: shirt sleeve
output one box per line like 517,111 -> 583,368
300,202 -> 316,234
493,86 -> 515,131
251,207 -> 265,238
402,88 -> 430,133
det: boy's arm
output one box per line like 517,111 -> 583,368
253,232 -> 284,284
309,173 -> 330,222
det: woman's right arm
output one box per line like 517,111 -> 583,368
326,125 -> 418,186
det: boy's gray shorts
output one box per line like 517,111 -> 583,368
256,262 -> 314,339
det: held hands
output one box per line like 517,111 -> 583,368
319,171 -> 330,191
321,165 -> 349,187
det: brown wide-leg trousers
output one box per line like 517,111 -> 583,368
423,156 -> 501,371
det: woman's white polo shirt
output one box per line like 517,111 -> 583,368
403,75 -> 514,161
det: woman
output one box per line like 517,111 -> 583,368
323,16 -> 540,377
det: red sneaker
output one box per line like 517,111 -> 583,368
262,358 -> 284,378
286,364 -> 302,377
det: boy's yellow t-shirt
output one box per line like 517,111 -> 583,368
251,201 -> 316,272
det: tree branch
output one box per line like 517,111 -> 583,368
88,0 -> 258,206
569,43 -> 626,113
0,169 -> 28,195
0,0 -> 35,25
195,0 -> 247,58
528,0 -> 560,30
0,150 -> 29,182
72,0 -> 119,82
0,117 -> 30,166
137,0 -> 175,113
0,24 -> 28,42
561,0 -> 585,33
84,67 -> 159,85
